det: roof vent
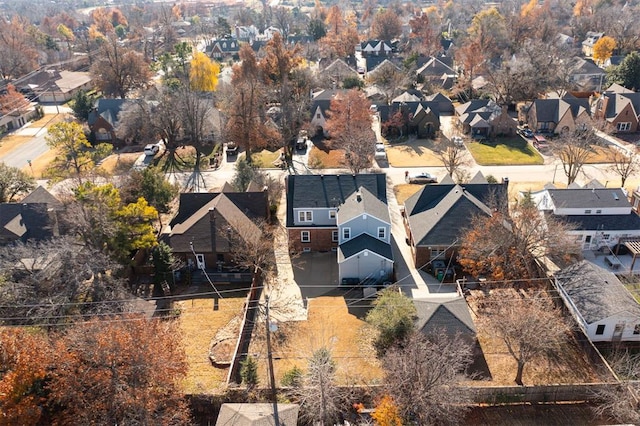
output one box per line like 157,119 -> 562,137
356,191 -> 362,202
613,192 -> 619,200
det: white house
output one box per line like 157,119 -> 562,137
525,182 -> 640,250
555,260 -> 640,342
337,187 -> 393,284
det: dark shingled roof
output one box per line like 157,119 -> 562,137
286,174 -> 387,227
88,98 -> 130,127
337,233 -> 393,261
414,297 -> 476,337
546,188 -> 630,209
545,212 -> 640,231
21,186 -> 63,210
338,186 -> 390,224
555,260 -> 640,324
170,191 -> 268,227
0,203 -> 55,243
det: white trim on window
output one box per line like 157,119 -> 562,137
298,211 -> 313,222
301,231 -> 310,243
343,228 -> 351,240
329,210 -> 336,219
617,122 -> 631,131
378,227 -> 386,239
332,230 -> 339,242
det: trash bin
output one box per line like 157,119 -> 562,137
437,270 -> 444,281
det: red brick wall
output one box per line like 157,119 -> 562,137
288,227 -> 338,252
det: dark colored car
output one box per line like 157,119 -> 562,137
520,128 -> 534,138
226,142 -> 238,157
408,172 -> 438,184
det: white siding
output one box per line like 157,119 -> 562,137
339,250 -> 393,282
338,214 -> 389,244
586,312 -> 640,342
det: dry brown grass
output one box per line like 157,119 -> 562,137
25,148 -> 60,178
176,297 -> 247,394
585,145 -> 618,164
0,134 -> 32,157
99,153 -> 140,174
466,289 -> 602,386
308,147 -> 345,169
30,113 -> 70,128
393,183 -> 423,205
386,138 -> 442,167
249,297 -> 383,387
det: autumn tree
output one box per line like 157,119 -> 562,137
407,10 -> 441,56
371,9 -> 402,41
366,62 -> 410,105
434,137 -> 471,182
467,8 -> 509,63
0,84 -> 30,117
458,195 -> 578,281
320,5 -> 359,59
372,395 -> 403,426
476,292 -> 570,385
0,328 -> 51,423
0,163 -> 35,202
119,166 -> 178,215
189,51 -> 220,92
46,122 -> 112,183
0,237 -> 131,327
454,41 -> 485,101
0,16 -> 38,80
382,331 -> 474,424
365,286 -> 417,355
56,23 -> 74,50
593,36 -> 617,65
609,149 -> 640,187
225,44 -> 276,163
48,316 -> 191,424
324,89 -> 375,173
91,34 -> 152,98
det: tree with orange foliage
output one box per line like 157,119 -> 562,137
48,316 -> 191,425
454,40 -> 485,101
225,44 -> 277,163
0,328 -> 51,424
320,5 -> 359,59
0,84 -> 30,116
408,11 -> 441,56
324,89 -> 375,173
91,7 -> 128,35
593,36 -> 617,65
372,395 -> 402,426
0,16 -> 39,80
371,9 -> 402,41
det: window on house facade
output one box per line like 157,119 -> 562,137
596,209 -> 602,214
301,231 -> 310,243
430,248 -> 445,258
298,211 -> 312,222
617,122 -> 631,131
329,210 -> 336,219
316,113 -> 321,119
585,209 -> 592,214
332,231 -> 338,242
378,227 -> 386,239
343,228 -> 351,240
602,234 -> 610,240
596,324 -> 606,335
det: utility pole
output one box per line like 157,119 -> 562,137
265,295 -> 280,426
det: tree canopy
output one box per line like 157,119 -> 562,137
366,286 -> 417,355
0,163 -> 35,203
189,51 -> 220,92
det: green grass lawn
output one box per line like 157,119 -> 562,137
251,149 -> 282,168
466,136 -> 544,166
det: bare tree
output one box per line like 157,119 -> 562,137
382,331 -> 474,425
477,291 -> 570,385
555,130 -> 596,185
434,138 -> 471,183
594,350 -> 640,424
609,149 -> 640,187
295,347 -> 343,425
366,62 -> 410,105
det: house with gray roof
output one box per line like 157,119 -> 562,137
286,174 -> 391,284
88,98 -> 131,145
0,202 -> 58,245
455,100 -> 517,138
582,31 -> 604,57
526,182 -> 640,250
216,403 -> 299,426
555,260 -> 640,342
309,89 -> 344,136
594,85 -> 640,133
523,96 -> 591,134
414,297 -> 476,342
402,173 -> 509,269
162,186 -> 268,272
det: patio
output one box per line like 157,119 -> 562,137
583,247 -> 640,275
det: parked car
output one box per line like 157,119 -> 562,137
532,135 -> 549,150
407,172 -> 438,184
519,127 -> 534,138
374,143 -> 387,160
144,144 -> 160,156
451,136 -> 464,147
226,141 -> 238,157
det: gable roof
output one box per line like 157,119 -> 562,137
310,89 -> 342,116
21,186 -> 63,210
170,191 -> 268,227
323,59 -> 359,77
555,260 -> 640,324
337,233 -> 393,262
414,297 -> 476,336
167,193 -> 262,252
416,56 -> 456,78
88,98 -> 130,127
286,174 -> 387,227
216,403 -> 299,426
0,203 -> 55,243
530,98 -> 590,123
338,186 -> 390,224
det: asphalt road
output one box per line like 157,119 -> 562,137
0,129 -> 49,169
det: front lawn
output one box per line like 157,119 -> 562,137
386,137 -> 442,167
308,146 -> 345,168
251,149 -> 282,168
585,145 -> 618,164
394,183 -> 423,205
467,137 -> 544,166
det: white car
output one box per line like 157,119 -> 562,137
452,136 -> 464,147
144,144 -> 160,156
374,143 -> 387,160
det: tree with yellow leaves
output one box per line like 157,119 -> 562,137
372,395 -> 403,426
189,51 -> 220,92
593,36 -> 616,65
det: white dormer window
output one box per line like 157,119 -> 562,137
329,210 -> 336,220
343,228 -> 351,240
298,211 -> 312,222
